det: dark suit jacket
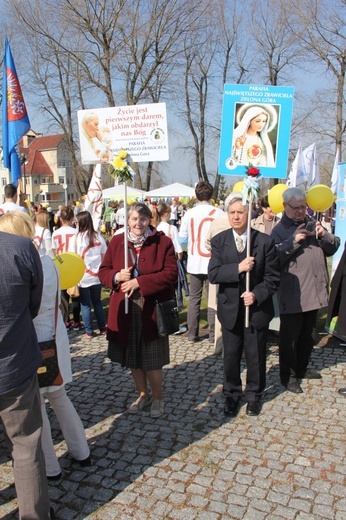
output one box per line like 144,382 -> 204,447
208,228 -> 280,331
327,242 -> 346,336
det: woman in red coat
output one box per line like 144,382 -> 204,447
99,202 -> 178,418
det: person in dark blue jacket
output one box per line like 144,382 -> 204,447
0,215 -> 53,519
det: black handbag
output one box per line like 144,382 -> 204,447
155,298 -> 180,337
37,271 -> 63,388
37,338 -> 63,388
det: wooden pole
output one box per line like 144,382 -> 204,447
245,195 -> 253,328
124,183 -> 129,314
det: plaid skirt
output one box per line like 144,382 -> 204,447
107,294 -> 170,370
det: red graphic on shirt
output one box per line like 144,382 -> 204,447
190,209 -> 217,258
82,242 -> 101,277
6,67 -> 28,122
53,234 -> 76,255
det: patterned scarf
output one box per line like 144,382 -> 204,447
127,226 -> 152,249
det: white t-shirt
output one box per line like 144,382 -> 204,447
115,207 -> 125,226
33,225 -> 53,258
77,231 -> 107,287
170,204 -> 178,220
157,221 -> 182,255
179,203 -> 224,274
52,226 -> 77,254
0,202 -> 27,215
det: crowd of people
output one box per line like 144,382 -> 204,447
0,180 -> 344,518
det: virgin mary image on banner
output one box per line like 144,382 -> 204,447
230,104 -> 279,167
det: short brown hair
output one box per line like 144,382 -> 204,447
195,181 -> 213,202
60,206 -> 74,222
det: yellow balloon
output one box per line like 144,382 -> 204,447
232,181 -> 245,193
306,184 -> 334,212
268,184 -> 288,215
53,253 -> 85,290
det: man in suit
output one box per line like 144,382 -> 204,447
208,193 -> 280,417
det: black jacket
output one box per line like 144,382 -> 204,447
208,228 -> 280,331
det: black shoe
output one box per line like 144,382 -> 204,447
47,472 -> 62,481
246,401 -> 262,416
224,398 -> 239,417
286,380 -> 303,394
338,388 -> 346,396
72,455 -> 91,467
301,370 -> 322,380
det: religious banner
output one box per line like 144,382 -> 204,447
218,84 -> 294,179
77,102 -> 168,165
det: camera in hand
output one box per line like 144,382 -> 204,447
305,220 -> 316,232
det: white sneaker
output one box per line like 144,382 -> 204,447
150,399 -> 164,418
128,395 -> 151,414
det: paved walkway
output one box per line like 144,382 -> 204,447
1,329 -> 346,519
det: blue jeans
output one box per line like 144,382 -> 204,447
79,284 -> 106,334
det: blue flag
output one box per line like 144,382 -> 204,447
2,39 -> 30,186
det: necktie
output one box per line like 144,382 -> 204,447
236,236 -> 244,253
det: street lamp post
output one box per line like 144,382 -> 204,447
20,153 -> 27,196
63,184 -> 68,206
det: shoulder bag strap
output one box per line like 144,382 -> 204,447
53,267 -> 59,339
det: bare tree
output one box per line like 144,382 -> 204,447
5,0 -> 131,194
179,0 -> 249,190
116,0 -> 215,190
248,0 -> 303,86
290,0 -> 346,158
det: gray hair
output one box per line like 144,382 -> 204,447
128,202 -> 152,220
283,187 -> 306,203
225,192 -> 247,211
82,112 -> 98,123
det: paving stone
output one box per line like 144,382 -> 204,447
1,331 -> 346,519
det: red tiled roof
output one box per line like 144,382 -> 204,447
28,134 -> 65,151
20,134 -> 65,176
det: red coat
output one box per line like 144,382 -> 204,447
98,227 -> 178,343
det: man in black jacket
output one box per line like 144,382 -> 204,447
208,193 -> 280,417
271,187 -> 340,394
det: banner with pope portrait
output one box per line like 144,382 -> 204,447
77,102 -> 168,165
218,84 -> 294,179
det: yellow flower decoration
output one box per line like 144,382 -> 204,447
108,149 -> 133,184
113,157 -> 127,170
118,150 -> 128,160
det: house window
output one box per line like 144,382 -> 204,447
59,176 -> 65,184
2,178 -> 6,186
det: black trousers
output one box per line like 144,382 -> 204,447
279,310 -> 318,385
222,306 -> 268,402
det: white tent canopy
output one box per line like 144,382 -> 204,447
144,182 -> 195,199
102,184 -> 145,201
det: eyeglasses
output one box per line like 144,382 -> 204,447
286,202 -> 307,212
